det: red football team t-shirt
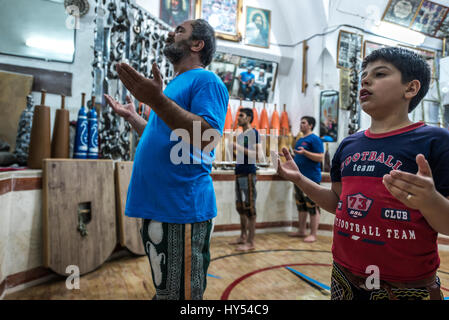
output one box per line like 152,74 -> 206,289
330,122 -> 449,282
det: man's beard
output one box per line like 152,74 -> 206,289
163,39 -> 190,64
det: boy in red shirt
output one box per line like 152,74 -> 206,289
274,47 -> 449,300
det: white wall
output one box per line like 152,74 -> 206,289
138,0 -> 327,136
2,0 -> 443,145
0,1 -> 96,137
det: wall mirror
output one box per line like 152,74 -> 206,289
320,90 -> 339,142
0,0 -> 76,63
207,51 -> 278,103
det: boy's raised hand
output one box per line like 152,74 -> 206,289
271,147 -> 302,182
382,154 -> 438,210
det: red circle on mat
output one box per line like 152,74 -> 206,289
221,263 -> 331,300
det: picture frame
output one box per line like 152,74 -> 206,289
195,0 -> 243,41
320,90 -> 339,142
381,0 -> 423,28
244,6 -> 271,48
410,0 -> 449,36
363,40 -> 389,58
443,37 -> 449,57
339,69 -> 351,111
435,13 -> 449,38
337,30 -> 363,70
159,0 -> 194,28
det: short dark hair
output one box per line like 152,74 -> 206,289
301,116 -> 316,130
190,19 -> 216,67
362,47 -> 431,113
240,108 -> 254,123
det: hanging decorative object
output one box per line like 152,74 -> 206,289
13,95 -> 34,166
64,0 -> 90,17
348,55 -> 361,135
92,0 -> 173,161
302,40 -> 309,94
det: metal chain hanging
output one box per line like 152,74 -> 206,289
92,0 -> 173,161
348,54 -> 362,135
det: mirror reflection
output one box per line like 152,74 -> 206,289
207,52 -> 278,103
0,0 -> 76,63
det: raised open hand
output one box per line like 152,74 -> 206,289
383,154 -> 438,210
271,147 -> 302,182
104,94 -> 137,121
116,62 -> 163,106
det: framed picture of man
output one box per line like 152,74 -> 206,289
244,6 -> 271,48
410,0 -> 449,36
195,0 -> 243,41
160,0 -> 193,28
337,30 -> 363,70
382,0 -> 423,27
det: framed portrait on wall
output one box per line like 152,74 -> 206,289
363,41 -> 389,58
160,0 -> 194,28
337,30 -> 363,70
320,90 -> 339,142
410,0 -> 449,36
195,0 -> 243,41
382,0 -> 423,27
244,6 -> 271,48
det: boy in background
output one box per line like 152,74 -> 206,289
230,108 -> 264,251
289,116 -> 324,243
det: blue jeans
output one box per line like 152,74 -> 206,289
240,83 -> 256,100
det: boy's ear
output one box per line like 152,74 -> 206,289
404,80 -> 421,100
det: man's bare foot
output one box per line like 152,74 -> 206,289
288,232 -> 307,238
229,237 -> 246,245
303,235 -> 317,243
236,243 -> 255,251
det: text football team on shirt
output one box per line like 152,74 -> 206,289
105,18 -> 449,300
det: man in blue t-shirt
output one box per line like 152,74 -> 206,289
229,108 -> 264,251
104,19 -> 228,300
238,66 -> 256,101
290,116 -> 324,243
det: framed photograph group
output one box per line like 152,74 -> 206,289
195,0 -> 243,41
336,30 -> 363,69
382,0 -> 449,37
382,0 -> 423,28
411,0 -> 449,36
